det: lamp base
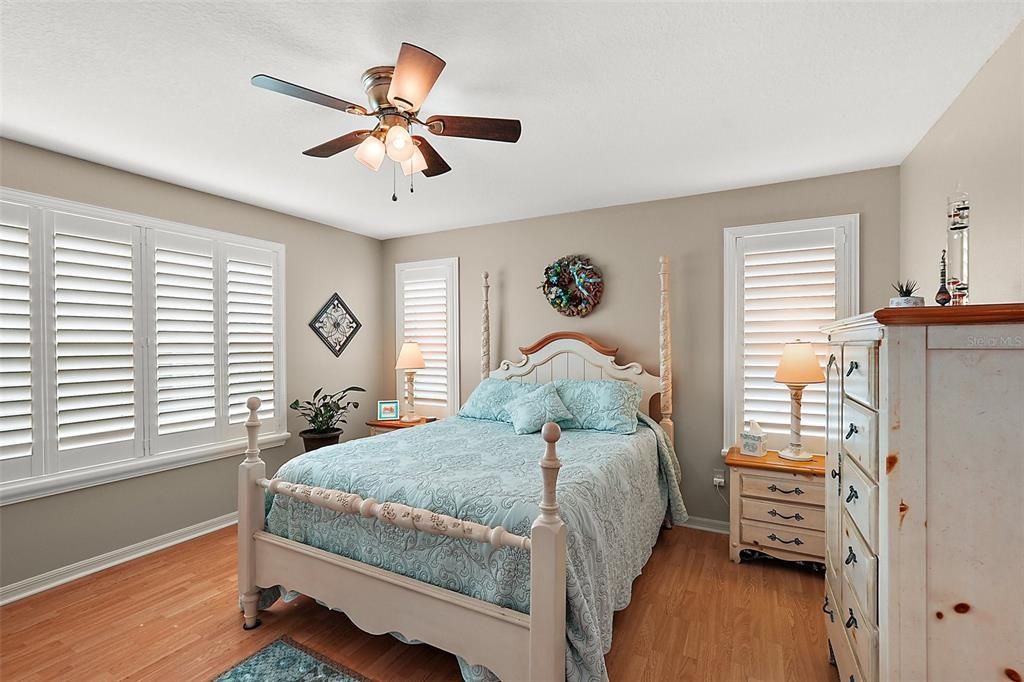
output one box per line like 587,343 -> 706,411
777,447 -> 814,462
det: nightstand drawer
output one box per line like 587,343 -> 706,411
740,519 -> 825,558
842,397 -> 878,480
841,511 -> 877,623
842,456 -> 878,551
741,472 -> 825,506
741,497 -> 825,532
842,343 -> 878,409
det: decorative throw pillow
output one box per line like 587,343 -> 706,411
458,378 -> 542,423
505,382 -> 575,435
554,379 -> 643,435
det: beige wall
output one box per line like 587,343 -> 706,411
901,22 -> 1024,303
0,139 -> 384,586
382,167 -> 901,524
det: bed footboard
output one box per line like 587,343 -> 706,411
237,399 -> 568,680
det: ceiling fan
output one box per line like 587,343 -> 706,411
252,43 -> 521,183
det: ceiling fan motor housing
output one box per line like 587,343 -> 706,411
361,66 -> 395,112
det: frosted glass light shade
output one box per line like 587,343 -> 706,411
395,341 -> 426,370
775,341 -> 825,385
401,146 -> 428,176
354,134 -> 385,171
385,125 -> 415,162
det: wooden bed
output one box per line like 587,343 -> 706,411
237,257 -> 675,681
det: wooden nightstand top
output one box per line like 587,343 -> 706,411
725,446 -> 825,477
365,417 -> 437,429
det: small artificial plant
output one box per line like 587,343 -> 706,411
289,386 -> 365,434
891,280 -> 920,298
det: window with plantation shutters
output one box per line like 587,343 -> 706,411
0,187 -> 287,502
724,215 -> 859,455
395,258 -> 460,418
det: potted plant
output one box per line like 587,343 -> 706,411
289,386 -> 365,452
889,280 -> 925,308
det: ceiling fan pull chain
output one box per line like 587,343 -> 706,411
410,170 -> 415,194
392,162 -> 398,202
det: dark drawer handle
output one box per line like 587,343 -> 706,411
822,595 -> 834,622
767,533 -> 803,546
845,546 -> 857,565
845,608 -> 858,629
846,486 -> 859,504
768,508 -> 804,521
845,423 -> 859,439
831,468 -> 840,479
768,484 -> 804,496
846,360 -> 859,377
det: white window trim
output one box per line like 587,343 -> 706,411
0,187 -> 289,506
395,257 -> 460,417
722,214 -> 859,455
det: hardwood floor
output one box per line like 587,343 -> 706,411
0,525 -> 836,681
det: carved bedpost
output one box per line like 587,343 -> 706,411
481,271 -> 491,381
658,257 -> 674,447
530,423 -> 567,681
238,396 -> 266,630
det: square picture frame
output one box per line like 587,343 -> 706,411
377,400 -> 400,421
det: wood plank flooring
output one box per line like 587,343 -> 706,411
0,525 -> 837,681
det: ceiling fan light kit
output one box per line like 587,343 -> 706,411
251,42 -> 521,198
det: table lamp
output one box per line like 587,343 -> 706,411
774,340 -> 825,461
395,341 -> 426,423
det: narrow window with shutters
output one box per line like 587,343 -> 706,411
225,247 -> 276,424
395,258 -> 460,418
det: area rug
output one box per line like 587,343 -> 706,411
214,636 -> 375,682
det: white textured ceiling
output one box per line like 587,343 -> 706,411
2,2 -> 1022,238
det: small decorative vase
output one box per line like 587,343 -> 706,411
299,428 -> 342,452
889,296 -> 925,308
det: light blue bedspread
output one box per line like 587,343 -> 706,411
262,414 -> 687,682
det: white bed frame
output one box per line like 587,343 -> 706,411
238,257 -> 674,681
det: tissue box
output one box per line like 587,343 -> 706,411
739,431 -> 768,457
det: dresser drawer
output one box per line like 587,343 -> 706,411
842,343 -> 877,409
740,519 -> 825,559
841,511 -> 877,623
742,497 -> 825,531
740,472 -> 825,506
842,572 -> 878,681
842,397 -> 878,480
842,456 -> 878,551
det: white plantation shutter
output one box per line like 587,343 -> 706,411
153,232 -> 217,444
226,245 -> 276,424
396,259 -> 459,417
725,217 -> 858,454
52,211 -> 141,469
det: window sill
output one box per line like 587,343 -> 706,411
0,431 -> 291,506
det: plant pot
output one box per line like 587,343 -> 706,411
299,428 -> 342,452
889,296 -> 925,308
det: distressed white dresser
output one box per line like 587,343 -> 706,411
821,304 -> 1024,682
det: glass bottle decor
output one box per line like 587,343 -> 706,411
946,190 -> 970,305
935,249 -> 951,306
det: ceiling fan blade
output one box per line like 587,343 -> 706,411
387,43 -> 446,112
303,130 -> 372,158
424,115 -> 521,143
252,74 -> 368,116
412,136 -> 451,177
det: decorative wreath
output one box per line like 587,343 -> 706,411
539,255 -> 604,317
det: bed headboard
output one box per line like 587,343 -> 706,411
480,257 -> 675,445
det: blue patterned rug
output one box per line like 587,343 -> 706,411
215,637 -> 374,682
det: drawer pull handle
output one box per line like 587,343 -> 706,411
767,533 -> 803,546
768,508 -> 804,521
830,468 -> 840,479
846,486 -> 859,504
768,484 -> 804,496
845,546 -> 858,565
822,595 -> 834,622
845,423 -> 859,439
846,360 -> 859,377
845,608 -> 858,629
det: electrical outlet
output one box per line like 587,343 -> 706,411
712,468 -> 726,488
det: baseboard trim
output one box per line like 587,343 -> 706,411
682,515 -> 730,535
0,511 -> 237,606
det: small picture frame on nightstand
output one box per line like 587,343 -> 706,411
377,400 -> 400,421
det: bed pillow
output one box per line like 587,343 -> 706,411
505,382 -> 575,435
458,378 -> 542,423
554,378 -> 643,435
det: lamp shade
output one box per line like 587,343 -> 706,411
395,341 -> 426,370
774,341 -> 825,385
354,134 -> 386,171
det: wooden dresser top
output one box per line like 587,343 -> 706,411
874,303 -> 1024,326
725,447 -> 826,476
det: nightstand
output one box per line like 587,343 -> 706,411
726,447 -> 826,565
366,417 -> 436,436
